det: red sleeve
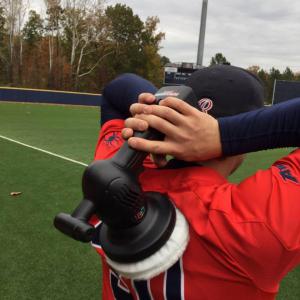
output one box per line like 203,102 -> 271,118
94,119 -> 125,160
234,148 -> 300,249
223,149 -> 300,292
267,148 -> 300,249
94,119 -> 157,165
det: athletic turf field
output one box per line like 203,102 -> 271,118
0,102 -> 299,299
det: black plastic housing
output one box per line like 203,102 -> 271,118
54,85 -> 197,263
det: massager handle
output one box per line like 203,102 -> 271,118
112,129 -> 163,173
113,84 -> 198,172
54,199 -> 96,242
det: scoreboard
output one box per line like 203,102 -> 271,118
164,65 -> 198,85
273,80 -> 300,104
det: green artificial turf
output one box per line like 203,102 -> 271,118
0,102 -> 99,164
0,139 -> 102,300
0,101 -> 299,299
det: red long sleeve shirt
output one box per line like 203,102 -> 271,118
91,119 -> 300,300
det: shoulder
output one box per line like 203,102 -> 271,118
272,148 -> 300,179
94,119 -> 125,160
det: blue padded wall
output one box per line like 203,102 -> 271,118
0,87 -> 103,106
273,80 -> 300,105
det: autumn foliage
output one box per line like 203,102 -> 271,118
0,1 -> 165,92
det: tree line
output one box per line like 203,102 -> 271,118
0,0 -> 165,92
0,2 -> 299,99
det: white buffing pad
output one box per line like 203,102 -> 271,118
106,208 -> 189,280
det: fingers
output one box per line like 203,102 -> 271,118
122,117 -> 149,140
124,117 -> 149,131
160,97 -> 200,116
130,103 -> 185,126
128,137 -> 174,156
130,113 -> 180,137
138,93 -> 199,119
138,93 -> 156,104
121,128 -> 134,140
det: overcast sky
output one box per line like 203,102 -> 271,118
32,0 -> 300,72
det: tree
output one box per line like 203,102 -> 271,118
44,0 -> 64,88
0,1 -> 166,90
282,67 -> 294,81
255,68 -> 268,103
62,0 -> 110,90
16,0 -> 28,84
161,55 -> 170,66
2,0 -> 19,83
247,65 -> 260,75
22,10 -> 45,87
0,6 -> 5,41
104,4 -> 165,85
210,53 -> 230,66
22,10 -> 44,47
0,6 -> 7,83
104,4 -> 144,76
2,0 -> 28,84
269,67 -> 281,81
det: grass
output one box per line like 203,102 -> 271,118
0,101 -> 299,299
0,139 -> 101,300
0,102 -> 99,163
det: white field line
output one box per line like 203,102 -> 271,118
0,134 -> 88,167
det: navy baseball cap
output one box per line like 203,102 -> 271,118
184,65 -> 265,118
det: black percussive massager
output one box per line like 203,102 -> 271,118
54,85 -> 197,263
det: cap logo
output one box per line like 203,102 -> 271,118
198,98 -> 213,113
155,91 -> 179,98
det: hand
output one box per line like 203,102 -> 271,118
122,93 -> 168,166
122,93 -> 222,165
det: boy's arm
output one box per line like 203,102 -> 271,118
95,73 -> 158,165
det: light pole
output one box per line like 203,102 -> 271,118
196,0 -> 208,67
